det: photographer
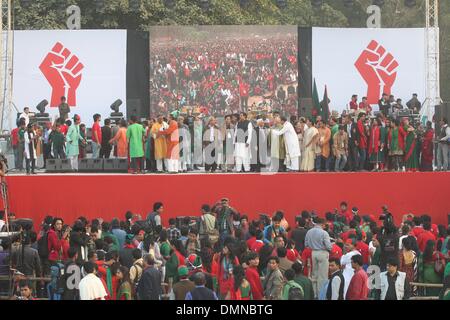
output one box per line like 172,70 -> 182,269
47,217 -> 70,265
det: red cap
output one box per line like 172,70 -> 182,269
138,230 -> 145,236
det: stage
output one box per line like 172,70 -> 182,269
1,172 -> 449,227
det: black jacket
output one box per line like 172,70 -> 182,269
10,244 -> 42,277
137,266 -> 162,300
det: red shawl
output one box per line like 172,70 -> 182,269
368,126 -> 380,156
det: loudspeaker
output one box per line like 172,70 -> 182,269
78,159 -> 90,172
60,159 -> 72,172
92,159 -> 104,171
103,159 -> 115,171
117,158 -> 128,172
448,214 -> 450,226
45,159 -> 59,172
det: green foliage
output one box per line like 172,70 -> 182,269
11,0 -> 450,101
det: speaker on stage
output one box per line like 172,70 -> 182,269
45,159 -> 59,172
103,159 -> 115,172
117,158 -> 128,172
60,159 -> 72,172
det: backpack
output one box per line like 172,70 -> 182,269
288,286 -> 304,300
37,231 -> 49,259
132,262 -> 144,293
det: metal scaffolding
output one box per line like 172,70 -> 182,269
421,0 -> 441,125
0,0 -> 14,133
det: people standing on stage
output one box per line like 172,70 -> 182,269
178,116 -> 191,173
91,114 -> 102,159
126,116 -> 145,174
221,115 -> 235,172
368,118 -> 383,171
436,118 -> 450,171
403,118 -> 419,172
151,115 -> 168,173
420,121 -> 434,172
24,123 -> 37,175
316,120 -> 331,172
252,118 -> 269,172
234,112 -> 253,173
66,115 -> 84,171
158,113 -> 180,173
79,124 -> 87,159
100,119 -> 112,159
58,96 -> 71,121
49,124 -> 66,159
356,113 -> 368,171
333,125 -> 349,172
387,119 -> 406,172
268,115 -> 286,172
270,116 -> 300,172
203,117 -> 222,173
300,118 -> 319,172
109,119 -> 128,159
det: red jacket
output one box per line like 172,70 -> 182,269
346,269 -> 368,300
245,266 -> 264,300
47,229 -> 69,262
356,241 -> 370,265
286,248 -> 299,262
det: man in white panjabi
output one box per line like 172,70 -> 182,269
233,112 -> 253,172
271,116 -> 301,171
301,118 -> 319,172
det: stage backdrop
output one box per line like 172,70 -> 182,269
12,30 -> 127,127
150,25 -> 299,117
1,172 -> 449,228
312,27 -> 426,113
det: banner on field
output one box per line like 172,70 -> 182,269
12,30 -> 127,127
312,27 -> 426,113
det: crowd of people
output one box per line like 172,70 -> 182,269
0,199 -> 449,300
9,93 -> 450,174
150,35 -> 298,118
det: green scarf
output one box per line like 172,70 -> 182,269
106,267 -> 113,297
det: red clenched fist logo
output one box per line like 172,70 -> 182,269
355,40 -> 399,104
39,42 -> 84,107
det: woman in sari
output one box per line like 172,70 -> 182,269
420,121 -> 434,171
403,118 -> 419,172
300,118 -> 319,172
399,236 -> 418,296
215,241 -> 240,299
116,266 -> 133,300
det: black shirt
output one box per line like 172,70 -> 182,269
385,272 -> 411,300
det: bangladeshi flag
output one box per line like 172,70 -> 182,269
312,78 -> 321,121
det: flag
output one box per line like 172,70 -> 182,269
312,78 -> 321,121
321,85 -> 330,121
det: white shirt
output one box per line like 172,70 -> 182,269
79,273 -> 108,300
0,219 -> 5,231
19,113 -> 30,126
209,125 -> 215,142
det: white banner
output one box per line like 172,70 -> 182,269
12,30 -> 127,127
312,27 -> 426,113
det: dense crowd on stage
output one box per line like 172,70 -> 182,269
0,199 -> 449,300
150,35 -> 299,117
9,92 -> 450,174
